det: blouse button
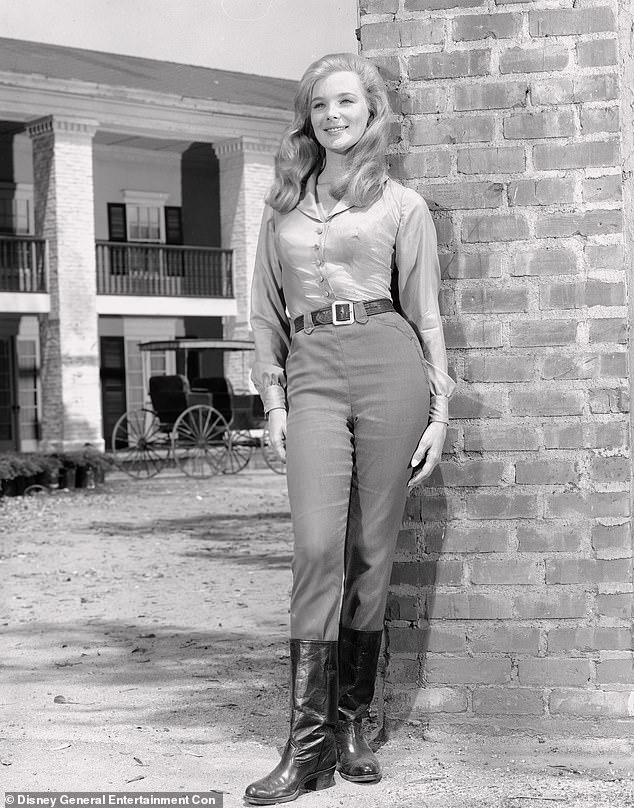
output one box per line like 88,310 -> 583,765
316,227 -> 323,234
313,244 -> 320,251
324,290 -> 332,297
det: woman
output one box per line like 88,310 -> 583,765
245,53 -> 455,805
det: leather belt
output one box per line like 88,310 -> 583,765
294,298 -> 394,332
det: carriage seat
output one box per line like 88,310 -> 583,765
149,374 -> 212,426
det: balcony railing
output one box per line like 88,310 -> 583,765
0,236 -> 47,292
96,242 -> 233,298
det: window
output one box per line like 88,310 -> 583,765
0,184 -> 32,235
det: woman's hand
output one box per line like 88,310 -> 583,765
408,421 -> 447,488
267,408 -> 287,463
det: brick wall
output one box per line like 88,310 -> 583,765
359,0 -> 633,732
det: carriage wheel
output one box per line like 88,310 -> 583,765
110,409 -> 169,478
261,426 -> 286,475
222,429 -> 256,474
172,404 -> 229,478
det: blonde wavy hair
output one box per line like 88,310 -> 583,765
267,53 -> 391,214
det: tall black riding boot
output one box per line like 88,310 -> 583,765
244,640 -> 338,805
335,627 -> 383,783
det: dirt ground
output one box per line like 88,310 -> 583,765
1,469 -> 633,808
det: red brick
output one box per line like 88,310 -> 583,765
362,19 -> 445,50
543,421 -> 628,450
393,686 -> 467,715
430,591 -> 514,619
517,522 -> 582,553
589,387 -> 630,415
388,151 -> 451,180
592,522 -> 631,554
439,287 -> 456,316
548,626 -> 633,653
583,173 -> 621,202
573,74 -> 619,103
426,522 -> 509,553
461,286 -> 529,313
585,244 -> 624,270
360,0 -> 398,11
533,141 -> 619,171
591,456 -> 631,485
455,81 -> 529,111
368,55 -> 400,82
531,78 -> 573,106
400,84 -> 449,115
576,38 -> 618,67
515,459 -> 579,485
466,491 -> 539,519
547,493 -> 630,520
386,592 -> 419,622
444,320 -> 503,348
453,12 -> 521,41
391,560 -> 463,587
510,389 -> 584,417
514,590 -> 587,619
388,626 -> 429,653
596,659 -> 634,684
433,215 -> 454,245
596,593 -> 632,620
409,50 -> 491,81
581,107 -> 620,135
468,626 -> 540,653
411,115 -> 495,146
465,424 -> 540,452
500,46 -> 570,74
473,688 -> 544,715
518,658 -> 592,687
426,459 -> 506,487
425,657 -> 511,684
471,558 -> 544,585
510,320 -> 577,347
458,146 -> 525,174
547,558 -> 632,585
406,0 -> 486,9
423,182 -> 504,210
530,7 -> 616,37
541,280 -> 626,309
396,527 -> 417,554
508,178 -> 577,207
535,210 -> 623,239
440,252 -> 503,279
449,391 -> 505,419
385,657 -> 419,684
589,318 -> 627,344
511,248 -> 577,275
540,353 -> 626,381
504,110 -> 575,140
462,214 -> 529,242
406,492 -> 462,521
423,624 -> 469,653
464,355 -> 533,382
550,690 -> 634,718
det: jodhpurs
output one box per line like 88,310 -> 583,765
285,309 -> 430,641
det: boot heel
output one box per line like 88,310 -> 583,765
306,769 -> 335,791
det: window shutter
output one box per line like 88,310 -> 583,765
107,203 -> 127,242
165,206 -> 183,245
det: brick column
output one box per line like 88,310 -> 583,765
360,0 -> 632,733
27,115 -> 103,452
213,136 -> 278,393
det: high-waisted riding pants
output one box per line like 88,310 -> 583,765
285,309 -> 430,641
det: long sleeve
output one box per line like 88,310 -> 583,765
395,189 -> 456,424
250,204 -> 291,413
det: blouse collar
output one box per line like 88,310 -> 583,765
295,172 -> 390,222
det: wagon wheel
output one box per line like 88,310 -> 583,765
172,404 -> 229,478
111,409 -> 169,478
223,428 -> 256,474
261,426 -> 286,475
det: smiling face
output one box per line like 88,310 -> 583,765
309,71 -> 371,156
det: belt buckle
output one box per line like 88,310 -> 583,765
331,300 -> 354,326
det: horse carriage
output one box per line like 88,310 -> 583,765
109,338 -> 283,479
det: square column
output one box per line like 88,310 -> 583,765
213,136 -> 278,392
27,115 -> 103,451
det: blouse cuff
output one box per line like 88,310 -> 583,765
262,384 -> 287,414
429,394 -> 450,425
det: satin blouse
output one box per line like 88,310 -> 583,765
250,175 -> 456,423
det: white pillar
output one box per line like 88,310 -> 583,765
213,136 -> 278,393
27,115 -> 103,451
